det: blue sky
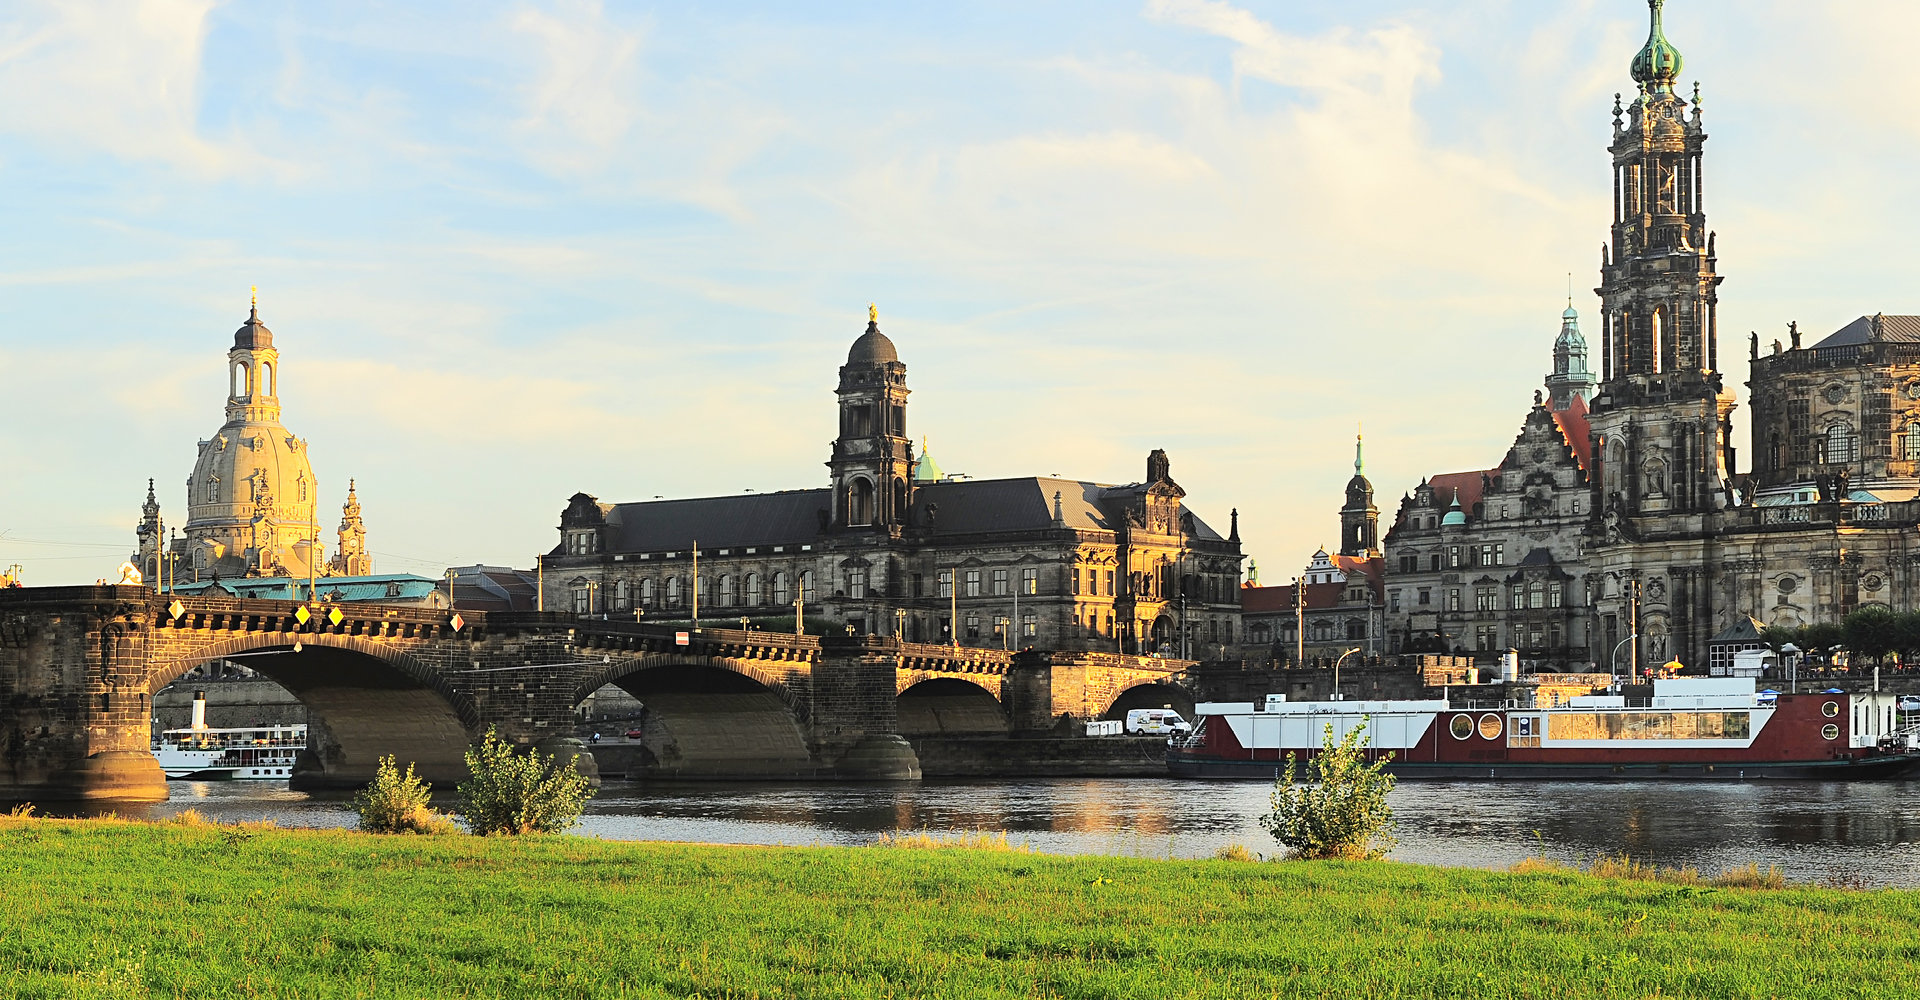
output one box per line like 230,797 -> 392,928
3,0 -> 1917,585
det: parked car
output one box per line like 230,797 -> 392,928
625,729 -> 645,739
1897,695 -> 1920,714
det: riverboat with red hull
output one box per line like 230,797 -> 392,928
1167,678 -> 1920,780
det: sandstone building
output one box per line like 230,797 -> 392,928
132,298 -> 374,586
1241,436 -> 1386,663
1381,0 -> 1920,675
545,310 -> 1246,656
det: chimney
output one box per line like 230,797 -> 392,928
191,690 -> 208,731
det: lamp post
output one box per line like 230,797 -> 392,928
1333,647 -> 1361,702
894,607 -> 907,641
1781,642 -> 1800,694
1610,634 -> 1638,689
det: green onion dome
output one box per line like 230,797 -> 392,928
1630,0 -> 1682,93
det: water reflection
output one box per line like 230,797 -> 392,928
14,776 -> 1920,887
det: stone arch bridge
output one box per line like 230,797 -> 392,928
0,587 -> 1193,802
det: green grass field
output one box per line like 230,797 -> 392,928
1,814 -> 1915,999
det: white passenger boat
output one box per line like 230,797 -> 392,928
150,690 -> 305,780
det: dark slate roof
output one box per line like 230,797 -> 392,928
909,477 -> 1224,540
1516,547 -> 1559,567
605,490 -> 831,553
1709,615 -> 1768,644
1811,315 -> 1920,349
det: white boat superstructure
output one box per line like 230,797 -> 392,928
150,690 -> 305,780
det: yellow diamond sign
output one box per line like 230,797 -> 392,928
328,607 -> 343,627
167,599 -> 185,620
294,606 -> 311,625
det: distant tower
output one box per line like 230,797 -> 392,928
828,305 -> 914,531
133,478 -> 163,583
1546,300 -> 1599,410
1340,431 -> 1380,557
331,479 -> 372,576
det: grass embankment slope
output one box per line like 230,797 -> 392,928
1,817 -> 1914,999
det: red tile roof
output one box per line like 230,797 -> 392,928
1551,394 -> 1592,471
1329,555 -> 1384,594
1241,580 -> 1349,613
1426,468 -> 1497,516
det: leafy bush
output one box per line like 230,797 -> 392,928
872,829 -> 1030,852
1211,843 -> 1256,862
353,755 -> 456,835
1259,720 -> 1396,860
457,729 -> 595,836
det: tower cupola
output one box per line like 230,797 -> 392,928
1339,430 -> 1380,557
829,305 -> 914,532
1630,0 -> 1683,94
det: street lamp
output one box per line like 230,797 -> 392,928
1610,634 -> 1639,689
1332,647 -> 1361,702
1781,642 -> 1800,694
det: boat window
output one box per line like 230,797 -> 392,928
1821,724 -> 1839,741
1822,702 -> 1839,718
1547,712 -> 1751,741
1449,715 -> 1474,740
1477,714 -> 1503,740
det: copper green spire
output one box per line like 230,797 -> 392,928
1630,0 -> 1683,94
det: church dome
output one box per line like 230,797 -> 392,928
847,306 -> 898,366
1440,490 -> 1467,526
1630,0 -> 1682,92
233,305 -> 274,350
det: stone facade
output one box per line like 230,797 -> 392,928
1383,388 -> 1595,669
544,311 -> 1246,659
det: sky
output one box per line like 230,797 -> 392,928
3,0 -> 1919,586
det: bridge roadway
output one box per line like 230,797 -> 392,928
0,586 -> 1193,802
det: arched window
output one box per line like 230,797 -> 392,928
614,580 -> 630,611
893,477 -> 908,517
262,361 -> 274,396
207,477 -> 220,503
746,573 -> 761,605
666,576 -> 682,605
1826,423 -> 1857,464
716,574 -> 732,607
297,476 -> 308,503
800,570 -> 815,604
639,578 -> 655,606
1650,308 -> 1664,374
848,478 -> 875,526
772,572 -> 790,606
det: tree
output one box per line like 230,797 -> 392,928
1844,606 -> 1899,665
352,755 -> 455,835
457,729 -> 595,836
1259,719 -> 1397,860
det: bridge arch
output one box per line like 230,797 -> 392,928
1101,681 -> 1194,722
896,677 -> 1006,736
577,651 -> 817,779
147,633 -> 481,791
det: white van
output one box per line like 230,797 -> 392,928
1125,709 -> 1191,736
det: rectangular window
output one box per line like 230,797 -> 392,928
991,569 -> 1009,595
1430,555 -> 1442,572
848,570 -> 866,600
1022,613 -> 1037,638
1447,589 -> 1461,612
1105,571 -> 1115,596
1547,712 -> 1751,741
1549,622 -> 1563,648
1548,583 -> 1563,609
1389,590 -> 1401,613
965,614 -> 980,639
1417,588 -> 1431,606
1399,555 -> 1417,574
1072,570 -> 1082,596
966,571 -> 982,597
1476,587 -> 1495,612
1572,499 -> 1582,515
938,570 -> 953,598
1788,397 -> 1810,464
801,571 -> 815,604
1022,568 -> 1038,595
1448,546 -> 1461,569
912,573 -> 924,598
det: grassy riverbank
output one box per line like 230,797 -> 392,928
1,815 -> 1914,999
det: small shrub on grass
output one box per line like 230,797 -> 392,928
1259,719 -> 1396,860
1212,843 -> 1256,862
457,728 -> 594,836
353,755 -> 456,835
1712,862 -> 1787,890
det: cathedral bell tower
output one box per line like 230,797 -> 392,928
1588,0 -> 1735,521
828,305 -> 914,532
1340,432 -> 1379,557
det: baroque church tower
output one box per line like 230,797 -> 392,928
1546,301 -> 1599,411
828,305 -> 915,532
1340,433 -> 1379,558
1587,0 -> 1734,523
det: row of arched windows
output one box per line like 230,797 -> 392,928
230,360 -> 275,399
607,571 -> 816,611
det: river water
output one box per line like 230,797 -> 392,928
130,776 -> 1920,888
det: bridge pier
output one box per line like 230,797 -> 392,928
812,635 -> 920,780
